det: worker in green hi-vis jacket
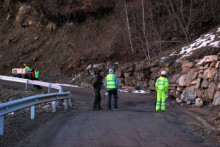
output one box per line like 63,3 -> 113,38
155,71 -> 169,111
34,69 -> 39,80
23,63 -> 31,69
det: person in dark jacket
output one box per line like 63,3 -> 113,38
30,69 -> 35,80
92,70 -> 103,110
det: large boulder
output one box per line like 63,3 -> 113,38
178,74 -> 187,86
136,81 -> 148,87
192,72 -> 198,80
186,69 -> 195,86
182,62 -> 194,68
197,55 -> 218,65
213,91 -> 220,105
201,80 -> 209,88
215,61 -> 220,68
185,85 -> 196,94
133,72 -> 145,81
181,91 -> 196,101
204,67 -> 218,79
207,68 -> 218,79
195,89 -> 203,98
210,62 -> 215,67
207,82 -> 217,99
191,80 -> 197,85
196,78 -> 202,89
194,98 -> 203,107
177,87 -> 184,92
170,74 -> 181,83
124,77 -> 135,86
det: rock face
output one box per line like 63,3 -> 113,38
197,55 -> 218,65
72,54 -> 219,105
213,92 -> 220,106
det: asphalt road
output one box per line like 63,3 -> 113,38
0,81 -> 218,147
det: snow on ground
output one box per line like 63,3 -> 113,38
54,83 -> 79,88
132,90 -> 149,94
118,89 -> 149,94
179,32 -> 219,59
118,89 -> 128,93
162,27 -> 220,60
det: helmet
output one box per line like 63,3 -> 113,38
161,71 -> 167,76
109,68 -> 114,74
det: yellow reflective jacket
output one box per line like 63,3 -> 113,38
155,76 -> 169,92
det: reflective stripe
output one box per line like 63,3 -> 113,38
106,74 -> 116,89
156,77 -> 169,91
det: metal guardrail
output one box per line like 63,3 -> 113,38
0,75 -> 63,93
0,75 -> 73,135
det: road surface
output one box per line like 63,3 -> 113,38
0,81 -> 218,147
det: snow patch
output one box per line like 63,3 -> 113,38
118,89 -> 128,93
161,27 -> 220,60
118,89 -> 149,94
132,90 -> 149,94
179,28 -> 220,59
8,112 -> 14,115
54,83 -> 79,88
93,63 -> 104,68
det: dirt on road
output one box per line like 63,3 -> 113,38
0,85 -> 219,147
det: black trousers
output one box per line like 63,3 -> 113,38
93,89 -> 101,109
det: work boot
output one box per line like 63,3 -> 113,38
93,108 -> 99,111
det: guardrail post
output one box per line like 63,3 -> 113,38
26,80 -> 28,90
52,101 -> 56,112
48,84 -> 51,93
31,105 -> 35,120
68,98 -> 73,107
64,99 -> 68,110
0,116 -> 4,135
59,87 -> 63,93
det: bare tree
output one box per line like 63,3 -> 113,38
163,0 -> 193,42
141,0 -> 150,60
124,0 -> 134,52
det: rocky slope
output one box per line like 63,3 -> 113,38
0,0 -> 219,77
71,26 -> 220,106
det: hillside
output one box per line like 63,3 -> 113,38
0,0 -> 219,78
